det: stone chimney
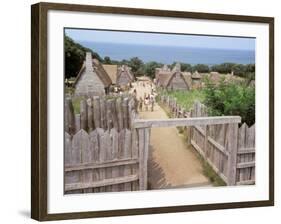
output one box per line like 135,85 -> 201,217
85,52 -> 93,72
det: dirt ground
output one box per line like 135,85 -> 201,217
131,81 -> 211,189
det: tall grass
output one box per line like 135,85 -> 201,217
160,89 -> 205,111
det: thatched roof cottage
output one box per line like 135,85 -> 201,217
156,63 -> 191,91
74,52 -> 112,96
102,64 -> 118,85
116,65 -> 134,86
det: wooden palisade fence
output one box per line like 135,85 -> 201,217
64,94 -> 254,194
64,96 -> 143,193
159,95 -> 255,185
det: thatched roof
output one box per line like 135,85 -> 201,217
116,65 -> 134,83
164,71 -> 189,89
157,71 -> 172,87
102,64 -> 118,84
208,72 -> 221,83
182,72 -> 192,89
93,59 -> 112,87
74,53 -> 112,87
191,71 -> 202,79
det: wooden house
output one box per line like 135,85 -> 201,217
156,63 -> 190,90
164,63 -> 190,91
156,64 -> 171,87
74,52 -> 112,96
116,65 -> 134,86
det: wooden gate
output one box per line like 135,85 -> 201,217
133,115 -> 241,188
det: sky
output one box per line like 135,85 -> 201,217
65,28 -> 255,51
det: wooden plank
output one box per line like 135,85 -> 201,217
75,114 -> 81,133
104,130 -> 112,192
236,180 -> 255,185
122,98 -> 129,129
194,125 -> 205,136
133,116 -> 241,129
111,99 -> 119,130
238,148 -> 255,154
192,138 -> 228,183
79,129 -> 92,193
124,129 -> 132,191
238,123 -> 246,182
65,174 -> 139,191
100,97 -> 106,129
93,96 -> 101,129
97,128 -> 106,192
116,97 -> 123,131
80,99 -> 88,131
86,98 -> 93,132
89,130 -> 99,192
64,132 -> 73,193
65,98 -> 75,134
138,128 -> 145,190
143,128 -> 150,190
110,128 -> 120,192
70,130 -> 86,193
207,136 -> 229,157
191,139 -> 205,158
118,129 -> 126,191
237,161 -> 255,169
131,129 -> 139,191
226,123 -> 239,185
106,99 -> 113,130
246,124 -> 255,182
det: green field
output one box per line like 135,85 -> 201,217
159,89 -> 205,111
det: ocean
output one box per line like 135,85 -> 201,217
80,41 -> 255,65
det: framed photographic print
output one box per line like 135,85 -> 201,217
31,2 -> 274,221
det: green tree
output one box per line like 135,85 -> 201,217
171,62 -> 192,72
143,61 -> 164,78
211,63 -> 235,74
64,35 -> 102,79
192,64 -> 210,73
104,56 -> 112,64
203,79 -> 255,126
128,57 -> 144,75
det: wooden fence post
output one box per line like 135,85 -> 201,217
227,123 -> 239,185
65,98 -> 75,134
80,99 -> 87,131
138,128 -> 145,190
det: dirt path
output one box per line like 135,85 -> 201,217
131,81 -> 211,189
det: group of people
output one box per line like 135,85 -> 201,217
132,80 -> 157,112
138,93 -> 155,112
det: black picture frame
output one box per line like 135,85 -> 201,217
31,2 -> 274,221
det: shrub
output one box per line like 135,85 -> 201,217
203,79 -> 255,126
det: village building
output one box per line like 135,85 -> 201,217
74,52 -> 112,96
102,64 -> 118,85
156,63 -> 191,90
191,71 -> 202,89
116,65 -> 135,87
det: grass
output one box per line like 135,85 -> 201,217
201,160 -> 226,186
160,89 -> 205,111
71,96 -> 85,114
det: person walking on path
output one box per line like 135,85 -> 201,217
144,96 -> 149,111
150,94 -> 155,112
139,97 -> 143,112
